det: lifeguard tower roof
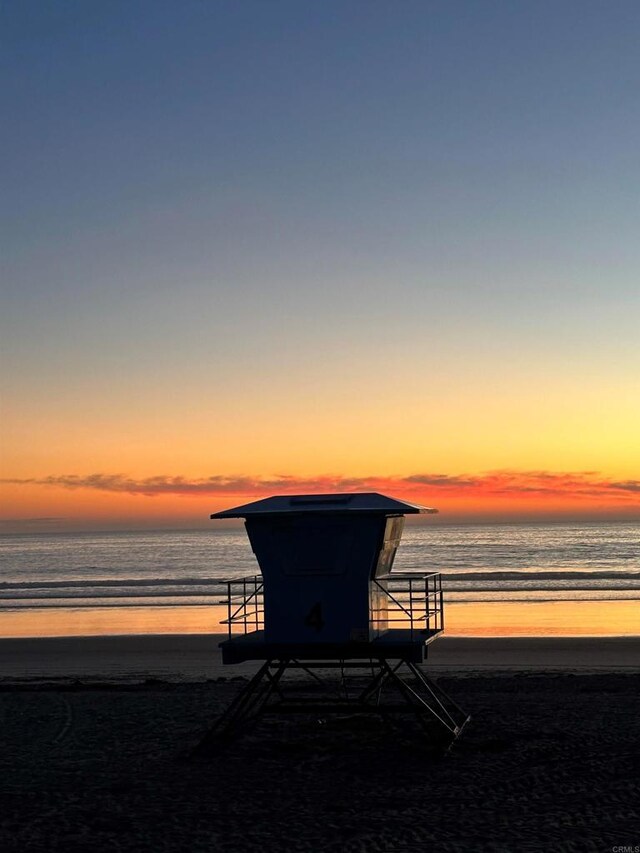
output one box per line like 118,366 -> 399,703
210,492 -> 438,519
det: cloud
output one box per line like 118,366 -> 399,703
1,473 -> 376,497
2,470 -> 640,504
609,480 -> 640,493
403,474 -> 480,488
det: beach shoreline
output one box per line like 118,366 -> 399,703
1,633 -> 638,684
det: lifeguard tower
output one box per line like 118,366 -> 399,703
195,493 -> 469,752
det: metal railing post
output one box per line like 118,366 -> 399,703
409,576 -> 414,640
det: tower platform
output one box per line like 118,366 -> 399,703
219,628 -> 442,665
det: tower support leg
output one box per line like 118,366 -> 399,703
192,657 -> 469,755
192,659 -> 288,755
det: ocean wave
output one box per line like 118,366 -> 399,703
0,577 -> 223,590
2,569 -> 639,589
0,590 -> 223,600
1,570 -> 640,600
2,593 -> 639,611
440,571 -> 640,581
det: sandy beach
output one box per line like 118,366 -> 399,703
1,634 -> 638,851
0,633 -> 639,683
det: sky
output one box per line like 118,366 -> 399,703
1,0 -> 639,532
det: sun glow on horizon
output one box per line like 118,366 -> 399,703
1,468 -> 639,533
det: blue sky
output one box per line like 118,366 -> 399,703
1,1 -> 639,528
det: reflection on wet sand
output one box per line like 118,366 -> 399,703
445,600 -> 640,636
0,599 -> 638,638
0,605 -> 223,638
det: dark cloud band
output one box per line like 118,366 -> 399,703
2,471 -> 640,503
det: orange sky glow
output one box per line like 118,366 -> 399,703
2,469 -> 639,532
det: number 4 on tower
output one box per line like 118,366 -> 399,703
304,602 -> 324,631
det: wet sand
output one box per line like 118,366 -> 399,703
1,635 -> 639,851
1,633 -> 639,683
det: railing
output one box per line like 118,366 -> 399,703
371,572 -> 443,640
218,571 -> 444,641
219,575 -> 264,638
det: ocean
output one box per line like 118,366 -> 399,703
1,522 -> 639,637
